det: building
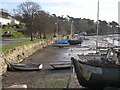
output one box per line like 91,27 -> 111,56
0,17 -> 20,25
119,1 -> 120,25
0,11 -> 19,25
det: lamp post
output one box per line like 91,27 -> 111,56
70,21 -> 73,39
55,19 -> 58,36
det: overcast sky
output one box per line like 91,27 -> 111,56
0,0 -> 120,23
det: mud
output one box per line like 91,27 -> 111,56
2,45 -> 81,88
2,36 -> 120,90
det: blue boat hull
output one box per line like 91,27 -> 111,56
56,40 -> 68,44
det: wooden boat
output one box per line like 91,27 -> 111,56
8,63 -> 43,71
8,84 -> 27,88
49,62 -> 71,69
77,52 -> 107,62
77,47 -> 117,63
71,49 -> 120,89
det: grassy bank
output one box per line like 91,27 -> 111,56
1,39 -> 44,52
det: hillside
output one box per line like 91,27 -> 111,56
1,26 -> 29,38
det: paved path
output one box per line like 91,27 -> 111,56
1,38 -> 30,46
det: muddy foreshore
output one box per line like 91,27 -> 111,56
2,36 -> 120,90
2,44 -> 81,89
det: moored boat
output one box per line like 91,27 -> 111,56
71,49 -> 120,89
49,62 -> 71,69
52,40 -> 70,48
68,39 -> 83,45
8,63 -> 43,71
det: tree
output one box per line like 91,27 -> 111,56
0,9 -> 9,18
99,20 -> 108,35
17,1 -> 41,41
109,21 -> 119,34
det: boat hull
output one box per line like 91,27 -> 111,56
52,40 -> 69,48
68,40 -> 83,45
71,57 -> 120,88
52,43 -> 69,48
50,62 -> 71,69
8,63 -> 43,71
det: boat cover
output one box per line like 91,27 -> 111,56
56,40 -> 68,44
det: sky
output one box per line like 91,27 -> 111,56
0,0 -> 120,23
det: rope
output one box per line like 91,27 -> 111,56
66,62 -> 73,88
4,59 -> 12,68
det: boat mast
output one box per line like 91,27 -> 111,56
96,0 -> 99,52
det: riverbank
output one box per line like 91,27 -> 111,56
2,44 -> 81,88
2,35 -> 120,89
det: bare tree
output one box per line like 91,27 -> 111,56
34,11 -> 52,39
17,1 -> 41,41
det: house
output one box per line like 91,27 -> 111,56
0,11 -> 19,25
0,17 -> 20,25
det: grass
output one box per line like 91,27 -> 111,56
1,26 -> 29,38
1,28 -> 29,39
12,32 -> 29,38
0,26 -> 38,52
0,28 -> 2,35
0,26 -> 64,53
1,39 -> 43,52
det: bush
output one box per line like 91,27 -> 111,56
12,32 -> 28,38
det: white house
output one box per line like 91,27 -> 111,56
0,17 -> 19,25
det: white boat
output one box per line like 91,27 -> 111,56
8,63 -> 43,71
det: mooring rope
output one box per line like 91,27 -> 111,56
66,61 -> 73,88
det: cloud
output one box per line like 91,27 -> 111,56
40,0 -> 97,5
0,0 -> 39,3
0,3 -> 8,8
44,5 -> 97,20
40,0 -> 67,3
0,0 -> 119,22
0,0 -> 67,3
43,0 -> 119,22
42,0 -> 98,20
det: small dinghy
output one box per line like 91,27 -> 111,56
52,40 -> 70,48
8,84 -> 27,88
52,43 -> 70,48
8,63 -> 43,71
49,62 -> 71,69
68,39 -> 83,45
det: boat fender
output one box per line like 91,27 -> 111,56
39,64 -> 43,69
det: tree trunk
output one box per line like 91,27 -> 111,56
43,33 -> 46,39
39,32 -> 42,39
30,32 -> 33,41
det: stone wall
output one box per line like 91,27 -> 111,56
0,37 -> 65,75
